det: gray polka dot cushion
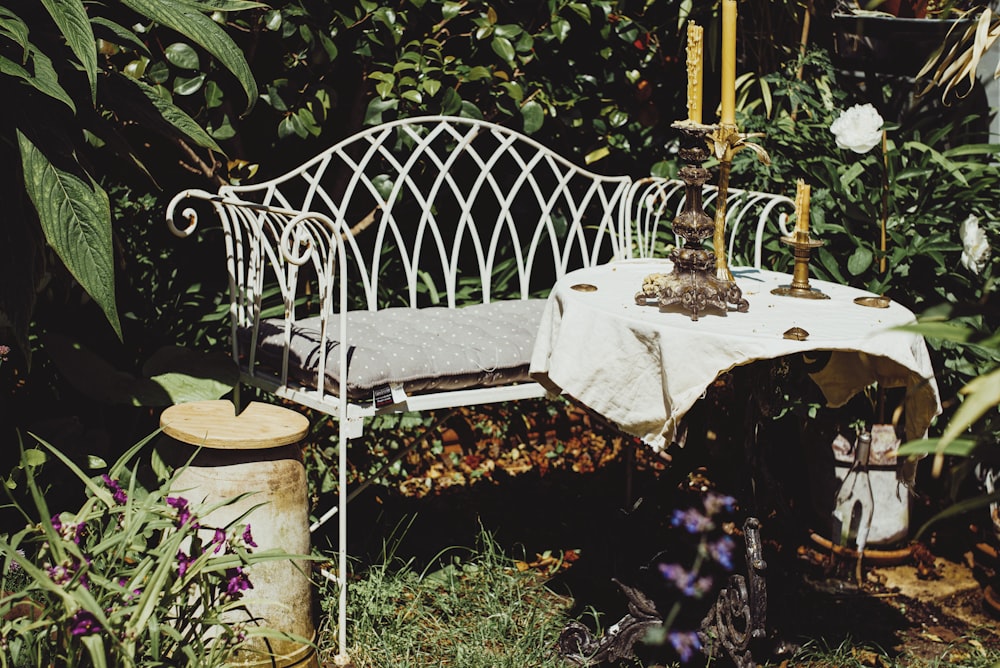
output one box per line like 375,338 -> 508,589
242,300 -> 547,402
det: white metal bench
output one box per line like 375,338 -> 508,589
165,114 -> 794,658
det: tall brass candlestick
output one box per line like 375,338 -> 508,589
638,122 -> 749,320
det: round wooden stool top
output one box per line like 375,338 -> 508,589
160,400 -> 310,450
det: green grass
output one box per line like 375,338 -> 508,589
785,637 -> 1000,668
317,524 -> 591,668
314,527 -> 1000,668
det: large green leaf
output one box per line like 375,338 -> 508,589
120,0 -> 258,113
491,36 -> 515,64
104,73 -> 222,155
142,345 -> 239,403
0,8 -> 30,57
90,16 -> 150,54
936,367 -> 1000,450
894,321 -> 973,343
0,48 -> 75,112
17,130 -> 121,339
897,437 -> 978,458
914,491 -> 1000,540
179,0 -> 268,10
39,0 -> 97,101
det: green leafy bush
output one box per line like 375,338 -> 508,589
0,0 -> 256,356
898,316 -> 1000,537
736,47 -> 998,402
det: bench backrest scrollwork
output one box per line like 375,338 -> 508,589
166,116 -> 794,407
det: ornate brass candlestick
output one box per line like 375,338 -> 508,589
635,121 -> 748,321
771,232 -> 829,299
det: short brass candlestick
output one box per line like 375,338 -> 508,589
771,232 -> 829,299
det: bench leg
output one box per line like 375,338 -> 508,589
313,407 -> 460,663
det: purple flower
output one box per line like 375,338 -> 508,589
659,563 -> 688,589
102,475 -> 128,505
50,515 -> 85,545
166,496 -> 198,528
671,508 -> 713,534
224,567 -> 253,599
658,563 -> 713,598
242,524 -> 257,548
702,492 -> 737,517
48,555 -> 89,587
47,562 -> 74,585
176,549 -> 195,577
706,536 -> 736,571
68,610 -> 100,637
668,630 -> 703,662
212,528 -> 227,554
117,578 -> 142,602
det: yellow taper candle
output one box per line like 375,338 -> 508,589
794,179 -> 811,236
720,0 -> 737,125
686,23 -> 704,124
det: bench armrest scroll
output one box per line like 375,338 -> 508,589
166,188 -> 220,238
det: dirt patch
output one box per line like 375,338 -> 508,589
764,539 -> 1000,666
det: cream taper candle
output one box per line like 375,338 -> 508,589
794,179 -> 811,236
720,0 -> 737,125
686,23 -> 704,124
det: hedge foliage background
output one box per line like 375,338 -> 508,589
0,0 -> 996,507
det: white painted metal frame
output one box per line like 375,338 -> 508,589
165,115 -> 794,659
623,176 -> 796,267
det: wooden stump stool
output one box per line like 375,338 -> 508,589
160,400 -> 317,668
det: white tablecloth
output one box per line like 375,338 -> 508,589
529,259 -> 941,452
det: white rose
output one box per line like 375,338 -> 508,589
830,103 -> 885,154
959,214 -> 991,275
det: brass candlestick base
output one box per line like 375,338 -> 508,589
771,233 -> 829,300
636,122 -> 747,320
636,247 -> 748,321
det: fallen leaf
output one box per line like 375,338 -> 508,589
852,647 -> 884,666
924,625 -> 958,643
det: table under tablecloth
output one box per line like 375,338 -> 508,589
529,259 -> 941,452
